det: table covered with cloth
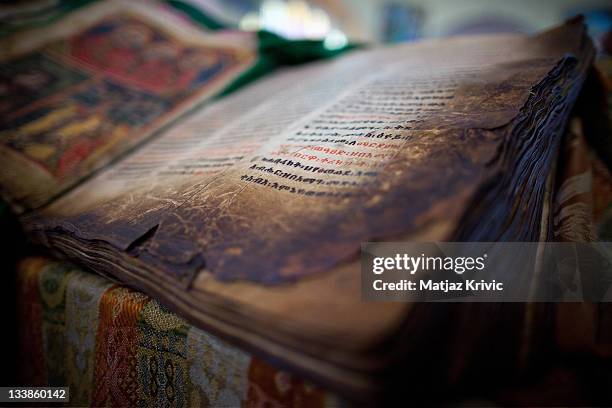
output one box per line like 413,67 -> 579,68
16,256 -> 342,407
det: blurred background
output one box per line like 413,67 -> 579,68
188,0 -> 612,51
2,0 -> 611,52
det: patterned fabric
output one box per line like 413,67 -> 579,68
553,119 -> 599,242
17,257 -> 340,407
552,117 -> 612,360
592,57 -> 612,240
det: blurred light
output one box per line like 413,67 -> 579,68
307,8 -> 331,38
238,0 -> 344,44
239,11 -> 261,31
323,28 -> 348,50
261,0 -> 286,35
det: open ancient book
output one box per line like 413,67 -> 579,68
0,2 -> 595,401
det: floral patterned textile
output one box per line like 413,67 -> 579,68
16,257 -> 341,407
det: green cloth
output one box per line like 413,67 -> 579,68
219,30 -> 359,97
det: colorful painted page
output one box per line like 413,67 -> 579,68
0,0 -> 256,211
